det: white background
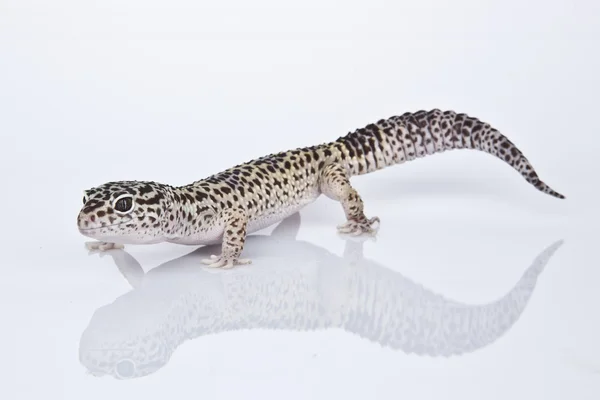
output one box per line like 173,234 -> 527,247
1,0 -> 599,399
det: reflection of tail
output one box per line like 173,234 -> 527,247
340,240 -> 563,356
329,109 -> 565,198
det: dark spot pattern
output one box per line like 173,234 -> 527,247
331,109 -> 564,199
77,109 -> 564,260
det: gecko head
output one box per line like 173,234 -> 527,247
77,181 -> 173,244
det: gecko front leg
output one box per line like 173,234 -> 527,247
201,206 -> 252,269
319,163 -> 380,236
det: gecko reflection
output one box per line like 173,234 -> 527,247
79,213 -> 563,380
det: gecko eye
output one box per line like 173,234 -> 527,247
83,193 -> 89,204
113,195 -> 134,213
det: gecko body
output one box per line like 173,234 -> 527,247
78,109 -> 565,267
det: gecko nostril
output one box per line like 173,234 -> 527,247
89,215 -> 96,223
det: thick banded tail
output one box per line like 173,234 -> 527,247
331,109 -> 565,199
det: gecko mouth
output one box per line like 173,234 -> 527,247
78,217 -> 134,232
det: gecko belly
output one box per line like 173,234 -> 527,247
167,191 -> 321,246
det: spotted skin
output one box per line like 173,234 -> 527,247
78,109 -> 565,267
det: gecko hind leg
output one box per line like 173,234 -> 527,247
201,206 -> 252,269
319,163 -> 380,236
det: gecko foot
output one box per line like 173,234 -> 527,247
201,254 -> 252,269
337,216 -> 380,236
85,241 -> 124,251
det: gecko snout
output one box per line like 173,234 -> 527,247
77,211 -> 98,230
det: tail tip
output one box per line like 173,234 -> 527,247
547,187 -> 566,200
537,181 -> 566,199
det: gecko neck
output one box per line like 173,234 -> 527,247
161,184 -> 224,244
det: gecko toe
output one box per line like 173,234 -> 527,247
201,255 -> 223,267
201,255 -> 252,269
204,259 -> 226,268
85,241 -> 124,251
336,216 -> 380,236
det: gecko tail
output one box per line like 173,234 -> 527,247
464,123 -> 566,199
333,109 -> 566,199
462,120 -> 566,200
524,171 -> 565,199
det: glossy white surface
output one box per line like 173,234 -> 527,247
1,1 -> 599,399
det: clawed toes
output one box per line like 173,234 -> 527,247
201,255 -> 252,269
200,254 -> 219,264
85,241 -> 124,251
336,216 -> 380,236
